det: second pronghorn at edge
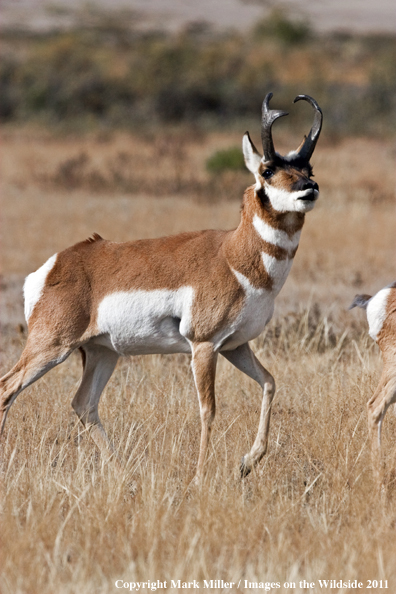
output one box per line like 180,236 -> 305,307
349,283 -> 396,478
0,93 -> 323,480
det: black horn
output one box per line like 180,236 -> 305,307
293,94 -> 323,162
261,93 -> 289,162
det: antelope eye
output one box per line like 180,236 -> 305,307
262,169 -> 274,180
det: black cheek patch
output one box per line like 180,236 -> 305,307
256,187 -> 269,205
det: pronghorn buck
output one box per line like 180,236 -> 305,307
0,93 -> 323,480
349,283 -> 396,469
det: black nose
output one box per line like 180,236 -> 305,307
302,180 -> 319,192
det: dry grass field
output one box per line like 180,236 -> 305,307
0,126 -> 396,593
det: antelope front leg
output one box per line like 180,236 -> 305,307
222,343 -> 275,477
191,342 -> 218,482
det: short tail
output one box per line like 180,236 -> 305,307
348,293 -> 372,310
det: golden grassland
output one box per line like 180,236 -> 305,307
0,127 -> 396,593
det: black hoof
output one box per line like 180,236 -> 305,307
240,457 -> 251,478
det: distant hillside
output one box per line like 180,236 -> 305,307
1,0 -> 395,34
1,8 -> 395,136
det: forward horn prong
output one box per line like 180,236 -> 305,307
261,92 -> 288,162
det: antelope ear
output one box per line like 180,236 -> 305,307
243,132 -> 262,174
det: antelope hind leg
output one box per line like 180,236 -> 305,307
191,342 -> 218,482
0,337 -> 72,436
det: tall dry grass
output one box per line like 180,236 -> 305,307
0,128 -> 395,593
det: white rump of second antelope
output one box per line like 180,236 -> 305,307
0,93 -> 323,480
349,283 -> 396,473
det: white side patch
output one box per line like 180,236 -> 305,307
23,253 -> 58,322
96,287 -> 194,355
253,214 -> 301,250
366,287 -> 392,341
265,184 -> 318,213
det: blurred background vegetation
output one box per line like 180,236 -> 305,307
1,6 -> 395,137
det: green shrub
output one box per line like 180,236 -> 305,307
206,147 -> 246,173
253,9 -> 312,45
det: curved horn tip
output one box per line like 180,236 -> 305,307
293,94 -> 322,113
262,92 -> 274,109
262,92 -> 289,118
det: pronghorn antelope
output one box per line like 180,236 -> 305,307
349,283 -> 396,470
0,93 -> 322,480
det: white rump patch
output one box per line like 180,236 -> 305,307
253,214 -> 301,250
96,287 -> 194,355
366,287 -> 392,341
24,254 -> 57,322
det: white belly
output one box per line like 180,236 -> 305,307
95,287 -> 194,355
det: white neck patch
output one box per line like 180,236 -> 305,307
232,268 -> 265,296
261,252 -> 293,295
252,214 -> 301,250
